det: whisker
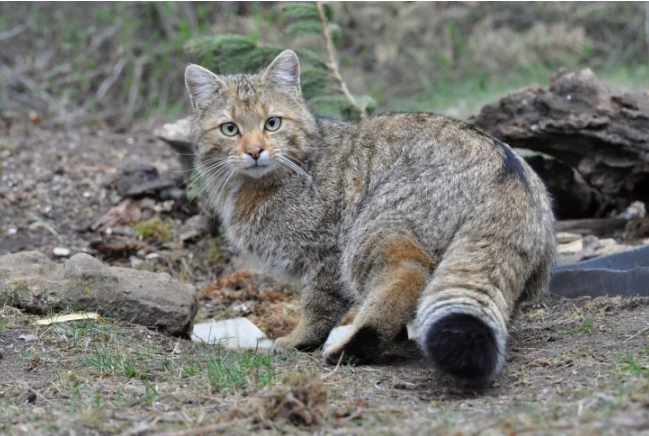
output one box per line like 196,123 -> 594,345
278,155 -> 312,182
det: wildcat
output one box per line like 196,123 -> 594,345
184,50 -> 555,382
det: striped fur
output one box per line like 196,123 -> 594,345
185,51 -> 556,382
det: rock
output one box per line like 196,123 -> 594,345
595,238 -> 630,257
179,214 -> 215,243
154,117 -> 194,180
557,239 -> 583,255
556,232 -> 582,244
117,164 -> 160,197
582,235 -> 601,259
625,217 -> 649,240
52,247 -> 71,257
0,251 -> 197,337
192,317 -> 273,349
619,201 -> 646,220
117,164 -> 184,200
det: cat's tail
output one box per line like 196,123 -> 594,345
415,284 -> 508,382
414,238 -> 551,382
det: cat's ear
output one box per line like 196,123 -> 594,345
262,50 -> 301,94
185,64 -> 226,110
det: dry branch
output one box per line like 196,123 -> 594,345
316,1 -> 366,119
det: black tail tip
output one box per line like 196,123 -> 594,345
424,312 -> 502,382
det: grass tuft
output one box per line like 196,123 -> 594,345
133,217 -> 172,241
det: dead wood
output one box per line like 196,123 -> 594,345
471,68 -> 649,214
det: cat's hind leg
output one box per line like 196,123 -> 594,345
323,233 -> 435,365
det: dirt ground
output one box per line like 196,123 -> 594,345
1,124 -> 649,435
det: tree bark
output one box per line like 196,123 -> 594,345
470,68 -> 649,216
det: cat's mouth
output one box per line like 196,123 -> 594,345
239,151 -> 275,178
240,162 -> 274,179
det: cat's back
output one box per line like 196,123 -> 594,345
315,112 -> 544,212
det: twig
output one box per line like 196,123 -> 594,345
315,1 -> 366,119
321,350 -> 345,380
0,24 -> 26,41
624,324 -> 649,343
125,55 -> 149,120
95,56 -> 128,101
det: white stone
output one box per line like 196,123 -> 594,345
557,239 -> 583,255
192,318 -> 273,349
556,232 -> 582,244
53,247 -> 71,257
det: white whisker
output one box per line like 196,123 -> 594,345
278,155 -> 312,182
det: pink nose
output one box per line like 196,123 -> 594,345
246,145 -> 263,160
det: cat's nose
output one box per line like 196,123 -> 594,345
245,145 -> 263,160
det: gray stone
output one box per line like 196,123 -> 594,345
154,117 -> 194,180
0,252 -> 197,337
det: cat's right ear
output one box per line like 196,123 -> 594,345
185,64 -> 225,110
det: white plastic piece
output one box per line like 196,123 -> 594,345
192,317 -> 273,349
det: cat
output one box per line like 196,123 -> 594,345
184,50 -> 556,382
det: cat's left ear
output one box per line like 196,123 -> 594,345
262,50 -> 301,94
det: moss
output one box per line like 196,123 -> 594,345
133,217 -> 172,242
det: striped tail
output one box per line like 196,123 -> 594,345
415,286 -> 509,382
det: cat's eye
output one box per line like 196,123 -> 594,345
264,117 -> 282,132
220,123 -> 239,136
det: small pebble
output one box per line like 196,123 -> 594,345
53,247 -> 71,257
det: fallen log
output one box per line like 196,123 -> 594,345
471,68 -> 649,214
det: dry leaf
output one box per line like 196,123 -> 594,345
18,334 -> 37,341
35,312 -> 105,326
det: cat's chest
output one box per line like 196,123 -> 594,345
219,184 -> 320,273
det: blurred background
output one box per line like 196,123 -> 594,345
1,1 -> 648,127
1,1 -> 649,263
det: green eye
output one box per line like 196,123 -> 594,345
220,123 -> 239,136
264,117 -> 282,132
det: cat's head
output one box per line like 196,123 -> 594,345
185,50 -> 317,181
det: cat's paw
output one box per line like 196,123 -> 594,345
322,325 -> 381,365
271,335 -> 296,355
272,334 -> 324,355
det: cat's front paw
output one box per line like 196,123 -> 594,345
271,335 -> 296,355
272,334 -> 324,355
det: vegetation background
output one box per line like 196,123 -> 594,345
1,1 -> 648,128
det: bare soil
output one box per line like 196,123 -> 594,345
1,124 -> 649,435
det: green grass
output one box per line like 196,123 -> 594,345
617,348 -> 649,379
563,316 -> 595,335
46,318 -> 276,392
133,217 -> 172,242
576,317 -> 594,334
